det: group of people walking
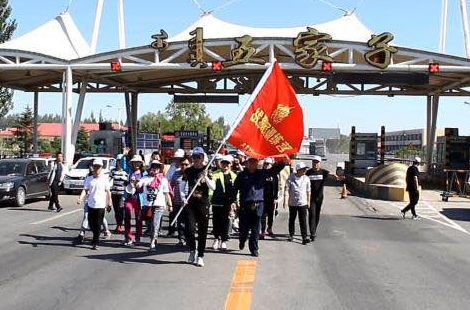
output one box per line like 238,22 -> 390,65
45,147 -> 340,267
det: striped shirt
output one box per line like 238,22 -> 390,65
110,168 -> 128,195
170,168 -> 184,206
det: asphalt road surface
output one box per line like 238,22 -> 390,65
1,184 -> 470,310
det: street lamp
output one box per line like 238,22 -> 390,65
106,104 -> 124,130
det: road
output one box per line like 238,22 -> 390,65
1,185 -> 470,310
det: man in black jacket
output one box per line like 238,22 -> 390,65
47,152 -> 67,212
260,157 -> 279,239
231,156 -> 287,257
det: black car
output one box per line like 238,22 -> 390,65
0,158 -> 50,207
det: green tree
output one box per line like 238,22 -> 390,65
165,101 -> 213,131
13,106 -> 33,155
83,111 -> 97,123
76,126 -> 91,153
139,111 -> 170,133
51,137 -> 61,152
137,100 -> 227,142
0,0 -> 17,117
38,139 -> 53,153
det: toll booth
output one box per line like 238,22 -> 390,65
136,132 -> 161,162
436,128 -> 470,201
174,130 -> 203,153
307,139 -> 327,157
348,126 -> 379,176
90,122 -> 125,156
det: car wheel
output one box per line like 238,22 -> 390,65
15,187 -> 26,207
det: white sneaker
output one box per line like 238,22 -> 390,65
412,215 -> 421,221
188,250 -> 197,264
212,239 -> 220,250
220,241 -> 227,251
196,256 -> 205,267
103,231 -> 112,239
123,240 -> 134,246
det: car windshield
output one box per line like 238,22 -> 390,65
0,161 -> 26,176
75,159 -> 108,169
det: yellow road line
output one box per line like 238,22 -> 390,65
224,260 -> 257,310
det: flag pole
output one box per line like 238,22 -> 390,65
224,61 -> 277,140
170,61 -> 277,226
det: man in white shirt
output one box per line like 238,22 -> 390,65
79,159 -> 112,250
284,162 -> 311,245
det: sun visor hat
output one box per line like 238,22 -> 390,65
295,162 -> 308,170
191,146 -> 205,156
312,155 -> 322,162
92,159 -> 104,166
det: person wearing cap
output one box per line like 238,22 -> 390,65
169,155 -> 191,245
284,162 -> 311,244
166,148 -> 185,181
401,156 -> 421,220
181,146 -> 216,267
305,155 -> 329,241
136,160 -> 173,251
110,154 -> 128,234
211,153 -> 224,172
260,157 -> 279,239
231,155 -> 288,257
123,155 -> 146,246
78,159 -> 113,250
210,155 -> 237,251
74,162 -> 112,245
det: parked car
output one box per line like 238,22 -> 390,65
63,156 -> 116,193
0,158 -> 50,207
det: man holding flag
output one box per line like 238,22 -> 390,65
227,61 -> 304,256
231,156 -> 288,256
171,61 -> 304,259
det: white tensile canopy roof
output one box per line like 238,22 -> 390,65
169,12 -> 374,42
0,11 -> 374,60
0,12 -> 90,60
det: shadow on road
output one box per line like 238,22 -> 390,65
7,207 -> 51,212
441,208 -> 470,222
83,244 -> 190,265
18,233 -> 77,248
352,215 -> 401,221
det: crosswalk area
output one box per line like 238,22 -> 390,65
383,200 -> 470,235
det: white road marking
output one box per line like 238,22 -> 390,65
31,209 -> 81,225
385,201 -> 470,235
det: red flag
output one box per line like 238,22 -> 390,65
227,62 -> 304,158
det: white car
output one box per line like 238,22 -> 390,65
63,156 -> 116,193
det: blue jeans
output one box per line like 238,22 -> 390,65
151,207 -> 164,239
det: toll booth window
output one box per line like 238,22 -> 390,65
356,142 -> 377,160
161,141 -> 175,148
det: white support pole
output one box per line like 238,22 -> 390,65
71,81 -> 87,144
459,0 -> 470,58
90,0 -> 104,54
118,0 -> 126,49
33,92 -> 39,153
63,66 -> 74,166
440,0 -> 448,53
426,95 -> 432,168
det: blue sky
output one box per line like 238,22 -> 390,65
7,0 -> 470,135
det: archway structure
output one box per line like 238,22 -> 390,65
1,12 -> 470,167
